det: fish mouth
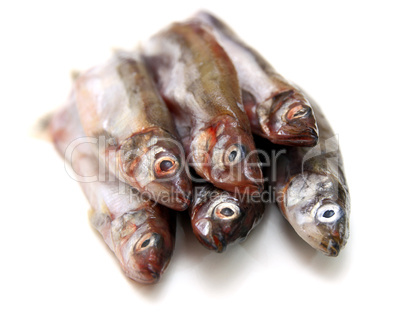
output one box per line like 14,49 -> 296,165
193,219 -> 228,253
270,127 -> 319,147
208,178 -> 263,195
136,265 -> 162,284
211,234 -> 227,253
232,181 -> 264,195
174,193 -> 192,211
320,238 -> 341,257
198,233 -> 227,253
124,265 -> 161,284
214,165 -> 264,194
158,191 -> 191,211
148,268 -> 161,282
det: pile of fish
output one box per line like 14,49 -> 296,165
47,11 -> 350,284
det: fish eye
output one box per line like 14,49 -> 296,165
323,210 -> 335,218
316,203 -> 343,224
160,160 -> 173,171
213,202 -> 240,220
135,232 -> 162,252
287,105 -> 311,120
141,239 -> 150,248
224,144 -> 246,165
154,156 -> 179,177
221,207 -> 234,216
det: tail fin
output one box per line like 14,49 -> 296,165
30,111 -> 55,142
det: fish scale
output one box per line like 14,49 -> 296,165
143,21 -> 264,194
49,96 -> 176,283
75,51 -> 192,211
193,11 -> 319,147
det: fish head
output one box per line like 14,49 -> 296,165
119,128 -> 192,211
280,172 -> 350,256
191,184 -> 264,252
259,91 -> 318,146
112,207 -> 175,284
192,116 -> 263,194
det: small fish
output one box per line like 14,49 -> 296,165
193,11 -> 319,147
190,183 -> 265,252
75,51 -> 192,211
272,99 -> 350,256
143,22 -> 264,194
49,97 -> 175,283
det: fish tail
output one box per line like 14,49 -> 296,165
30,111 -> 55,142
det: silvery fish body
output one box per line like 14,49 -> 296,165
193,11 -> 318,147
143,22 -> 263,194
273,100 -> 350,256
75,51 -> 192,211
49,97 -> 175,283
190,183 -> 265,252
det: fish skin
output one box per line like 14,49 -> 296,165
271,99 -> 350,256
74,51 -> 192,211
190,183 -> 265,252
49,97 -> 176,284
193,11 -> 319,147
143,22 -> 264,194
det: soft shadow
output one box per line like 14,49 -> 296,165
124,271 -> 172,300
193,245 -> 256,294
89,200 -> 352,298
179,209 -> 265,294
133,211 -> 249,297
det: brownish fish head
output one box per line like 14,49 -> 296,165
191,184 -> 264,252
192,116 -> 264,194
119,128 -> 192,211
113,208 -> 175,284
131,231 -> 167,283
261,91 -> 318,147
280,173 -> 350,256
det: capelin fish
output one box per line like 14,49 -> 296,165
75,51 -> 192,211
49,97 -> 175,284
143,22 -> 264,194
272,99 -> 350,256
193,11 -> 319,147
190,183 -> 265,252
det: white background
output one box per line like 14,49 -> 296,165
1,1 -> 401,335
